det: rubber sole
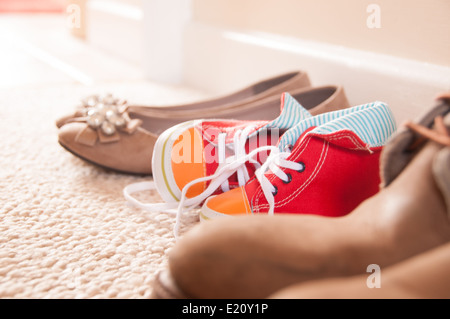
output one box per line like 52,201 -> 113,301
151,120 -> 200,203
199,196 -> 232,221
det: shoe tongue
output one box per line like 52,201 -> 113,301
256,92 -> 312,134
202,93 -> 312,145
280,92 -> 313,119
277,101 -> 397,151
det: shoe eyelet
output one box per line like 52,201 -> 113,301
297,161 -> 306,173
282,173 -> 292,184
271,186 -> 278,196
284,144 -> 293,152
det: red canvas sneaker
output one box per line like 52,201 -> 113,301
149,86 -> 351,206
200,101 -> 397,220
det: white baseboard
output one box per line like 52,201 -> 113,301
183,22 -> 450,124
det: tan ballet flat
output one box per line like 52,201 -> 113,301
58,85 -> 349,175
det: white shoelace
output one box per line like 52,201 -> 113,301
123,127 -> 279,239
254,146 -> 305,215
217,125 -> 262,192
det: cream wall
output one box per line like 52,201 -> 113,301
192,0 -> 450,67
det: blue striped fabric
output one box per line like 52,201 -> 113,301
250,93 -> 312,137
278,99 -> 397,150
266,93 -> 312,129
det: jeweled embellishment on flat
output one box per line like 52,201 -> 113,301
74,94 -> 143,146
83,94 -> 128,136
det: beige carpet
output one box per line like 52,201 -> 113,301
0,81 -> 210,298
